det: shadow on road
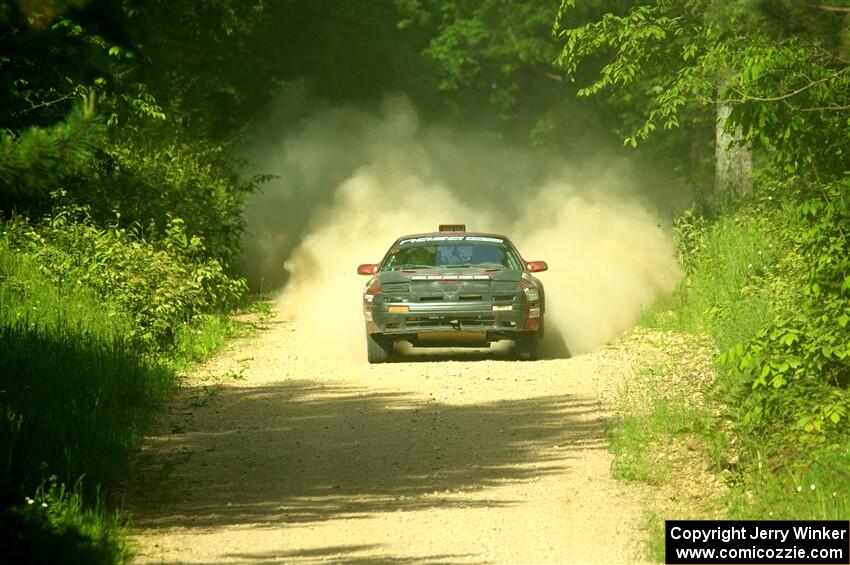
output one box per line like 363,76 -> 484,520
125,379 -> 607,534
389,318 -> 572,362
222,544 -> 471,565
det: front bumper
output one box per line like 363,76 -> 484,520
367,301 -> 536,343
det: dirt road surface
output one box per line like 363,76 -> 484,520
124,308 -> 654,564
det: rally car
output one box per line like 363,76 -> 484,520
357,224 -> 547,363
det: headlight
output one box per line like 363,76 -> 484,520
524,287 -> 540,302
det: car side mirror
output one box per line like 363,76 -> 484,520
357,263 -> 378,275
526,261 -> 548,273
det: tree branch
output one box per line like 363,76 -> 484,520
806,4 -> 850,13
725,66 -> 849,103
798,103 -> 850,111
13,93 -> 76,116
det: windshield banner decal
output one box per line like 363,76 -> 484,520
398,236 -> 504,245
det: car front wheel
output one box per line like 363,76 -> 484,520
515,329 -> 540,361
366,332 -> 392,364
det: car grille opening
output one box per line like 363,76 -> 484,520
405,315 -> 496,329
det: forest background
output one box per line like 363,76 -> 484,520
1,0 -> 849,562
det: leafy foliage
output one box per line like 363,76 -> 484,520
79,136 -> 266,264
399,0 -> 561,122
0,94 -> 105,211
557,0 -> 850,440
723,180 -> 850,437
0,0 -> 273,270
556,0 -> 850,153
6,207 -> 246,349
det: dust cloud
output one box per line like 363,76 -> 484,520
241,95 -> 685,360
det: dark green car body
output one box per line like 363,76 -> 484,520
358,228 -> 547,363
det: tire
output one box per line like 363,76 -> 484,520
515,329 -> 540,361
366,332 -> 392,364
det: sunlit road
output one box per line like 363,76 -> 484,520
124,311 -> 650,564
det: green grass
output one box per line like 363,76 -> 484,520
0,477 -> 129,565
0,238 -> 240,563
626,203 -> 848,561
0,241 -> 174,496
0,241 -> 174,563
173,313 -> 238,367
608,398 -> 718,484
727,442 -> 850,521
642,212 -> 782,352
607,379 -> 727,563
643,512 -> 666,563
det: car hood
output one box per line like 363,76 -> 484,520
377,268 -> 522,301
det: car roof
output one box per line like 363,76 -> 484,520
394,231 -> 512,241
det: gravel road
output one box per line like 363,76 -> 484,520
124,309 -> 653,564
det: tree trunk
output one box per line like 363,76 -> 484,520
715,82 -> 752,199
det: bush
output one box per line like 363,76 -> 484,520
76,134 -> 264,265
724,178 -> 850,440
645,202 -> 789,352
648,180 -> 850,522
5,206 -> 246,350
0,240 -> 176,563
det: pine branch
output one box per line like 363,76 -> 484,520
0,92 -> 105,197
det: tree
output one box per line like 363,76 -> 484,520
0,92 -> 104,212
715,79 -> 752,199
555,0 -> 850,188
556,0 -> 850,434
0,0 -> 278,265
398,0 -> 563,133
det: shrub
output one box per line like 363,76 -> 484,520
5,206 -> 246,349
0,241 -> 174,564
76,134 -> 265,265
723,178 -> 850,440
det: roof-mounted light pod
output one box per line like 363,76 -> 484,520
438,224 -> 466,232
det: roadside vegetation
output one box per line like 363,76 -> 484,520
3,0 -> 850,562
644,193 -> 850,522
618,194 -> 850,558
0,2 -> 268,562
550,0 -> 850,556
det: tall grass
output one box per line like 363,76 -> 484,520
622,203 -> 848,558
172,313 -> 238,367
0,241 -> 174,494
728,442 -> 850,520
0,240 -> 175,563
642,211 -> 784,352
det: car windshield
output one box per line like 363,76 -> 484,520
382,239 -> 522,271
